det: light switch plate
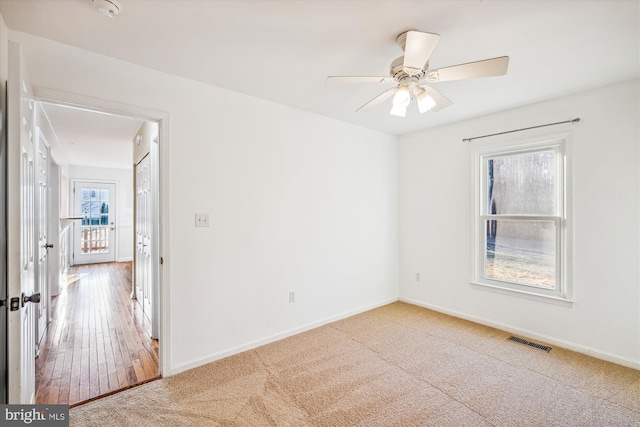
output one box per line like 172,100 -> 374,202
195,213 -> 209,227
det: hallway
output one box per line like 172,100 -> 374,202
35,262 -> 159,406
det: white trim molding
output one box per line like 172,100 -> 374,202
170,297 -> 399,375
34,87 -> 173,378
400,297 -> 639,371
470,131 -> 574,304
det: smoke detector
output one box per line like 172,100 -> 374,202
92,0 -> 122,18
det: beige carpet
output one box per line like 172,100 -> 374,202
70,302 -> 640,426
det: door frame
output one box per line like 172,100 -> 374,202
71,180 -> 118,265
33,88 -> 171,380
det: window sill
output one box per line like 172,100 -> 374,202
469,281 -> 575,307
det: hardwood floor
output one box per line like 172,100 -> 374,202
35,262 -> 159,406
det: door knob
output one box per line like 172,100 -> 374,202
22,292 -> 41,307
44,243 -> 54,249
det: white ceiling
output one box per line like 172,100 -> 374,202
40,102 -> 142,169
0,0 -> 638,166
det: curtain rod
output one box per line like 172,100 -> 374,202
463,118 -> 581,142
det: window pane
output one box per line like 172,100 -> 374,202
100,200 -> 110,224
81,189 -> 91,225
487,151 -> 555,215
81,188 -> 91,202
90,200 -> 100,219
485,219 -> 556,288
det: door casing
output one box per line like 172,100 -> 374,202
32,87 -> 170,385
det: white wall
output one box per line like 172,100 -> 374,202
10,31 -> 399,373
399,79 -> 640,368
67,165 -> 134,262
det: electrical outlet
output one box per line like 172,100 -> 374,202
195,213 -> 209,227
288,291 -> 295,303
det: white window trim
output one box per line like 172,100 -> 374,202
470,131 -> 574,305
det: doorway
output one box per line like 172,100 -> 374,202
72,181 -> 117,265
32,100 -> 163,405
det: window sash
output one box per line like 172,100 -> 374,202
480,215 -> 561,293
480,145 -> 563,218
472,138 -> 568,301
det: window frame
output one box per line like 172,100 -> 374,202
470,133 -> 573,304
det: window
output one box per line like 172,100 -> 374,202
80,187 -> 111,254
471,135 -> 572,302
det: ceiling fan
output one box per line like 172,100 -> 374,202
327,30 -> 509,117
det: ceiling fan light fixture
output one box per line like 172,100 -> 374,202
390,104 -> 407,117
326,30 -> 508,116
92,0 -> 122,18
392,85 -> 411,107
417,91 -> 436,113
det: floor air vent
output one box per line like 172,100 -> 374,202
507,336 -> 552,352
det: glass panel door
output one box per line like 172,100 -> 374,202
73,182 -> 116,264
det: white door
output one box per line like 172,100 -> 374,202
34,129 -> 51,350
7,41 -> 38,404
73,182 -> 116,265
135,154 -> 153,334
134,131 -> 160,340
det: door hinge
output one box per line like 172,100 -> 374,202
160,257 -> 164,265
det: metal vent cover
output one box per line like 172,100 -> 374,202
507,336 -> 552,352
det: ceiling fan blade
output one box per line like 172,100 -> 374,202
426,56 -> 509,82
356,87 -> 397,112
418,84 -> 452,112
326,76 -> 395,84
402,31 -> 440,76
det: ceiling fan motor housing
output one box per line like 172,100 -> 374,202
390,56 -> 426,81
395,31 -> 412,51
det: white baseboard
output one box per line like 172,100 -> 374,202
400,297 -> 640,371
170,297 -> 399,375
